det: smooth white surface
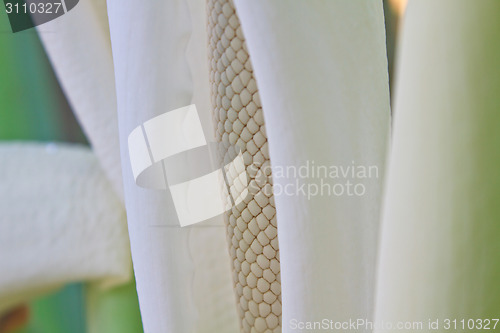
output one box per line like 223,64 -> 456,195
170,169 -> 225,227
235,1 -> 391,330
374,1 -> 500,327
128,105 -> 208,191
0,143 -> 130,313
143,105 -> 206,163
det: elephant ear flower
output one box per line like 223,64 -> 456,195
17,0 -> 500,331
36,0 -> 392,331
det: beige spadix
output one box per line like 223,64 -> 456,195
207,1 -> 282,331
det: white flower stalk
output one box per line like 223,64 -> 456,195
106,0 -> 238,332
234,0 -> 390,329
375,0 -> 500,329
0,143 -> 130,314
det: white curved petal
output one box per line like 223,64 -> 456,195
0,143 -> 130,313
106,0 -> 238,332
375,1 -> 500,327
234,0 -> 390,329
37,0 -> 123,199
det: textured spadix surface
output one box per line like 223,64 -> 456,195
207,0 -> 281,331
234,0 -> 390,329
375,1 -> 500,328
0,143 -> 130,314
